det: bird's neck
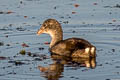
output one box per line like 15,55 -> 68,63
49,30 -> 63,48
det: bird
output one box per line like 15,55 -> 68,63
37,19 -> 96,58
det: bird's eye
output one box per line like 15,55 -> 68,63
44,23 -> 48,27
43,24 -> 46,26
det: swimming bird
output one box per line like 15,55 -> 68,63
37,19 -> 96,58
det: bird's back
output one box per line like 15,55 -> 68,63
50,38 -> 95,57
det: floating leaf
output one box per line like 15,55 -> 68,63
0,11 -> 14,14
21,43 -> 29,47
112,19 -> 116,22
44,42 -> 50,45
74,4 -> 80,7
93,3 -> 98,5
72,11 -> 76,14
19,49 -> 26,55
24,16 -> 28,18
7,11 -> 13,14
0,56 -> 7,60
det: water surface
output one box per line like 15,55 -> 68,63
0,0 -> 120,80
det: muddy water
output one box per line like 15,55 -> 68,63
0,0 -> 120,80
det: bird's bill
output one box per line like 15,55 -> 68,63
37,29 -> 43,35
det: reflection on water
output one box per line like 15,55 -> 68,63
38,54 -> 96,80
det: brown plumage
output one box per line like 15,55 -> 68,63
37,19 -> 96,58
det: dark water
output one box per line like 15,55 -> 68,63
0,0 -> 120,80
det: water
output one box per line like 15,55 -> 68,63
0,0 -> 120,80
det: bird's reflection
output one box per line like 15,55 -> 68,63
38,61 -> 64,80
38,53 -> 96,80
